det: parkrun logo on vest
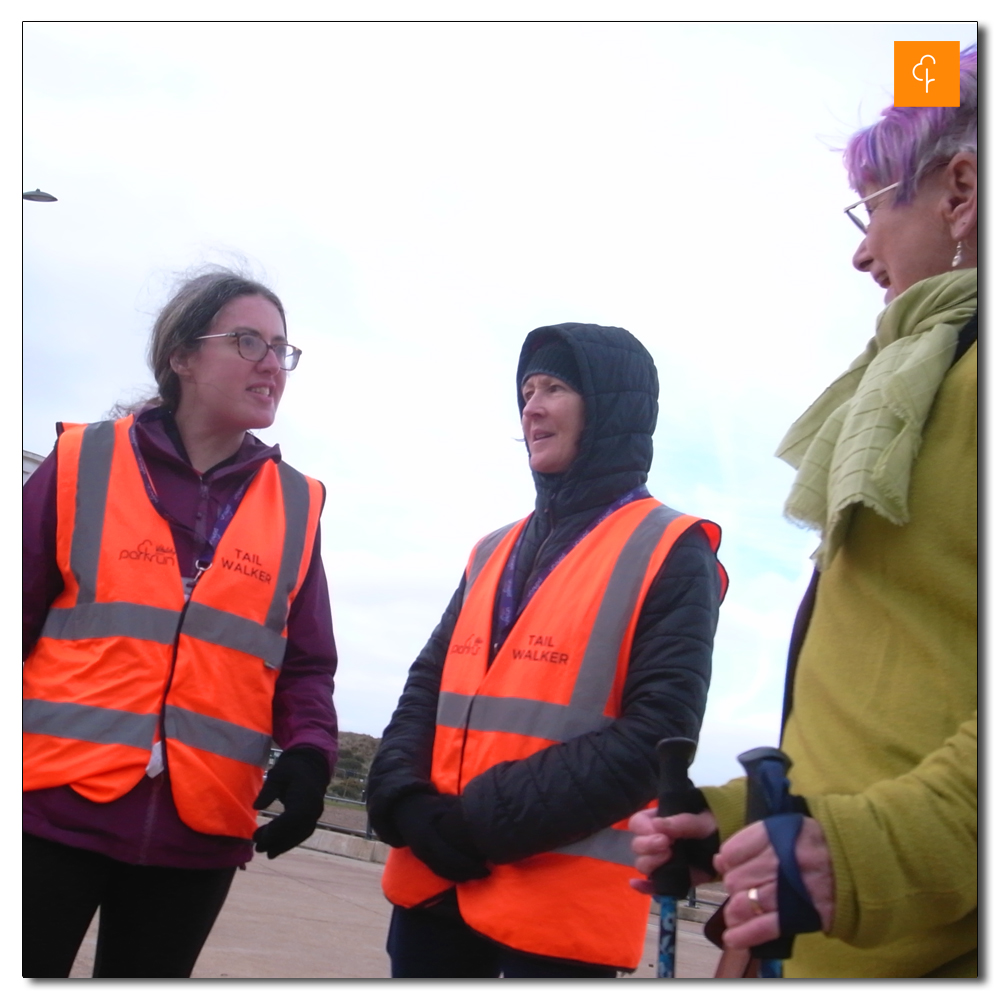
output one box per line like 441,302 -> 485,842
119,539 -> 176,566
512,634 -> 569,664
450,634 -> 484,656
221,548 -> 273,584
893,41 -> 960,107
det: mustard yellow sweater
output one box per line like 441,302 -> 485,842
704,343 -> 977,978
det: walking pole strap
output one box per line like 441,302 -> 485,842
763,813 -> 822,936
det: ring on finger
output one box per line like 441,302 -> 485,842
747,885 -> 765,917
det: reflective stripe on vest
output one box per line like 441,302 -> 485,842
163,705 -> 272,768
550,826 -> 636,867
22,698 -> 270,768
265,462 -> 313,636
182,603 -> 286,668
43,600 -> 287,666
461,521 -> 519,607
70,420 -> 116,605
23,698 -> 159,750
42,602 -> 179,644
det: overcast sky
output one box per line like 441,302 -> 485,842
22,18 -> 978,787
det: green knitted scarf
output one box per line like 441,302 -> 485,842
777,268 -> 977,569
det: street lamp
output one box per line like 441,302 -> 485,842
23,189 -> 57,202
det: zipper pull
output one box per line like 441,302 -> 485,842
184,558 -> 212,598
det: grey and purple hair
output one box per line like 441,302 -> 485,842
843,44 -> 977,204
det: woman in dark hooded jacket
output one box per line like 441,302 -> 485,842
366,322 -> 726,977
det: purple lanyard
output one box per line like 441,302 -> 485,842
128,421 -> 252,569
491,486 -> 646,656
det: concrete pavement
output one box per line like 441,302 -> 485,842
68,839 -> 724,979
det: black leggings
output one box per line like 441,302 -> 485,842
23,833 -> 236,978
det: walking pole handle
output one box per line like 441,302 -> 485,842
652,736 -> 697,978
652,736 -> 697,899
737,746 -> 795,962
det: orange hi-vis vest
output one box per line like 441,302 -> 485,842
22,416 -> 324,840
382,497 -> 727,970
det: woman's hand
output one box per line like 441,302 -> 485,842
252,747 -> 329,859
628,806 -> 719,893
713,817 -> 835,949
393,792 -> 490,882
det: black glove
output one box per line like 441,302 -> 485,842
252,746 -> 329,859
392,792 -> 490,883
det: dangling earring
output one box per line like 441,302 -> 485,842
952,242 -> 964,269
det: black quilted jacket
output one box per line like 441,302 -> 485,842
366,322 -> 722,864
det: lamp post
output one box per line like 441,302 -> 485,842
23,189 -> 57,202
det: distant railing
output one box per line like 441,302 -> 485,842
325,768 -> 376,840
267,752 -> 374,836
327,767 -> 367,805
268,750 -> 369,806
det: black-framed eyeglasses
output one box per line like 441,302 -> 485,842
195,331 -> 302,371
843,181 -> 901,234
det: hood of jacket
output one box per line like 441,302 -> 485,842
516,322 -> 659,520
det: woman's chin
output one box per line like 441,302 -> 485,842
529,458 -> 570,475
244,408 -> 278,431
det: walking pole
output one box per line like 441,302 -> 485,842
737,746 -> 797,978
652,736 -> 697,979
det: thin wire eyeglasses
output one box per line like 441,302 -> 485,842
195,331 -> 302,371
844,181 -> 901,234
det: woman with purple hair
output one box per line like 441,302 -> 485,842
629,46 -> 977,977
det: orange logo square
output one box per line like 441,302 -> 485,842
894,41 -> 960,107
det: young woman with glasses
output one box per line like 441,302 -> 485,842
23,269 -> 338,978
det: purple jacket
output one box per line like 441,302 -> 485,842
23,408 -> 339,868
